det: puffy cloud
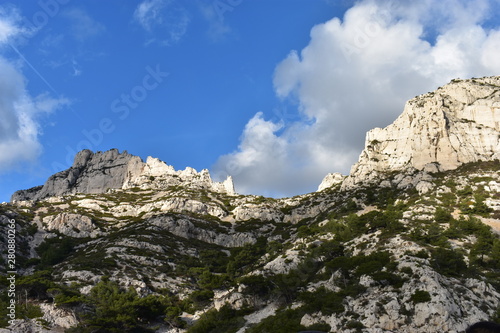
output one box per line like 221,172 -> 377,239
133,0 -> 190,46
214,0 -> 500,197
0,10 -> 68,172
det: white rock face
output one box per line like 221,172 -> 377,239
43,213 -> 101,238
317,172 -> 345,191
39,303 -> 78,329
342,77 -> 500,187
123,156 -> 235,195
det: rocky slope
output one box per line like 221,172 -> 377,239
1,76 -> 500,333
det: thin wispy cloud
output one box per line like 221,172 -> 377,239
213,0 -> 500,197
0,10 -> 69,172
34,9 -> 105,77
62,7 -> 105,42
133,0 -> 190,46
198,2 -> 232,41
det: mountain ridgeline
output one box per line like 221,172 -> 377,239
1,76 -> 500,333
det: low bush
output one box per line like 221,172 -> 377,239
187,304 -> 248,333
299,287 -> 345,315
245,308 -> 306,333
431,248 -> 467,277
410,290 -> 431,303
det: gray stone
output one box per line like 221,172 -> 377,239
11,149 -> 235,202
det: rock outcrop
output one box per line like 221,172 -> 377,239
317,172 -> 345,191
342,77 -> 500,187
43,213 -> 102,238
11,149 -> 235,201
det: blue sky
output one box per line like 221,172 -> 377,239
1,0 -> 500,202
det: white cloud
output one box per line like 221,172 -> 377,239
214,0 -> 500,197
0,10 -> 68,172
134,0 -> 165,31
198,2 -> 233,41
133,0 -> 190,46
62,8 -> 105,41
0,6 -> 29,44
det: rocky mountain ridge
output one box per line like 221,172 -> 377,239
11,149 -> 235,202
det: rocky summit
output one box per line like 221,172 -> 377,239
1,77 -> 500,333
345,76 -> 500,186
11,149 -> 235,202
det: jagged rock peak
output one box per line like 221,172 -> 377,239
344,76 -> 500,186
11,149 -> 235,202
317,172 -> 345,191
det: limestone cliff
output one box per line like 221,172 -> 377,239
11,149 -> 235,201
317,172 -> 345,191
342,76 -> 500,187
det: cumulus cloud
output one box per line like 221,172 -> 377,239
213,0 -> 500,197
133,0 -> 190,46
0,9 -> 68,172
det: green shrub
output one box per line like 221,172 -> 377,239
310,240 -> 344,260
434,208 -> 453,223
238,275 -> 273,299
306,322 -> 332,331
338,282 -> 367,298
188,289 -> 214,309
460,194 -> 493,216
49,285 -> 85,307
371,271 -> 406,288
346,320 -> 365,329
445,216 -> 494,240
187,304 -> 248,333
490,240 -> 500,269
410,290 -> 431,303
71,278 -> 174,332
268,271 -> 305,304
431,248 -> 467,277
299,287 -> 345,315
17,270 -> 55,301
414,250 -> 429,259
400,266 -> 413,275
354,251 -> 391,276
245,308 -> 306,333
457,185 -> 473,197
492,305 -> 500,323
199,249 -> 229,273
17,303 -> 44,319
226,238 -> 267,277
84,279 -> 139,331
36,237 -> 75,267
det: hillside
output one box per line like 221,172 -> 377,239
1,77 -> 500,333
